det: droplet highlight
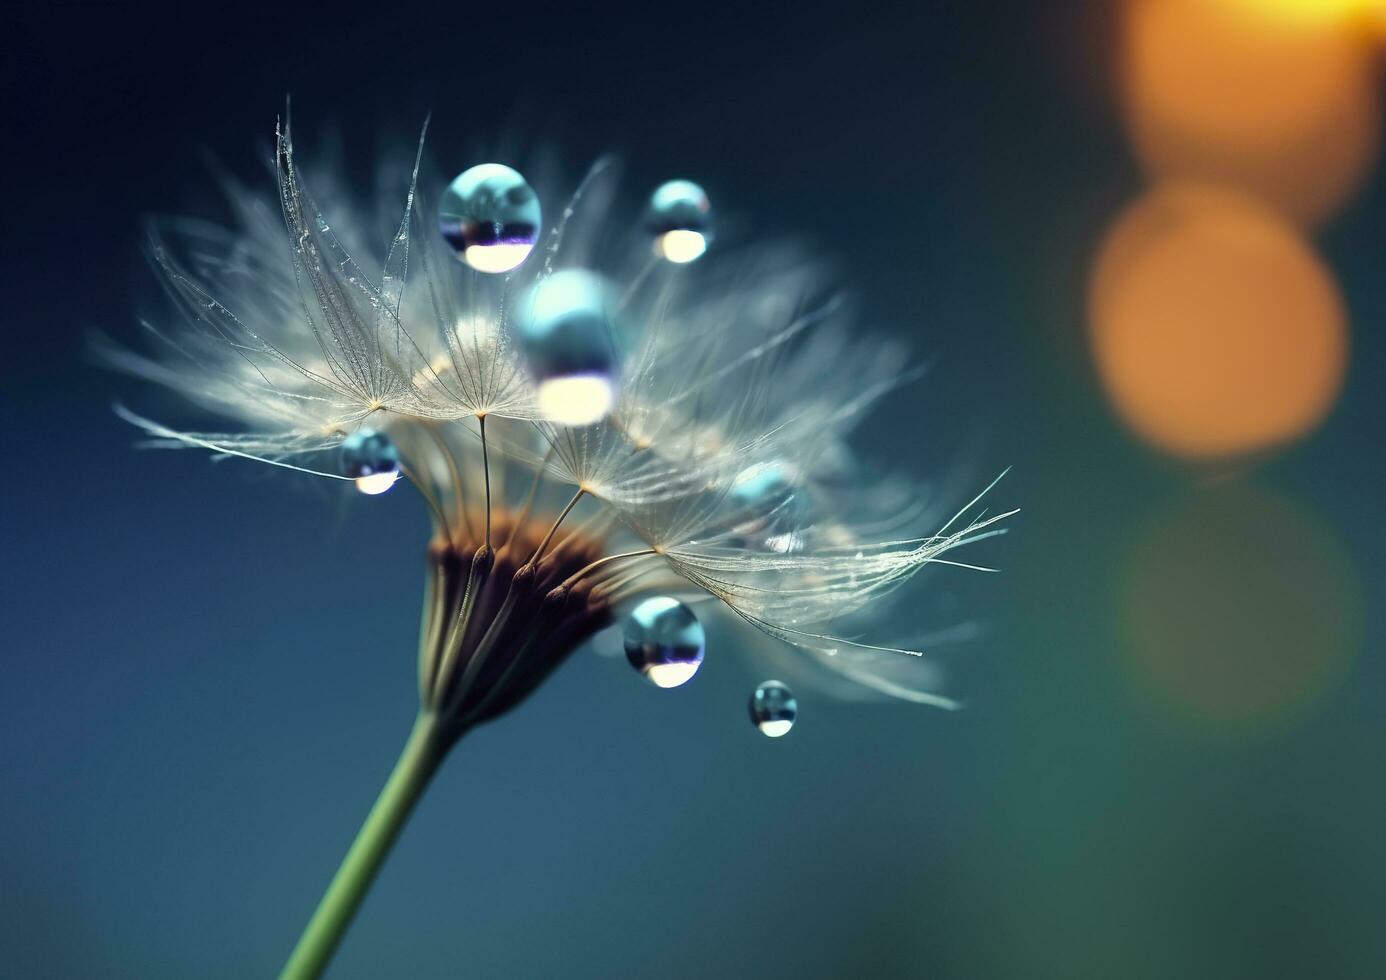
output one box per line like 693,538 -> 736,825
749,680 -> 797,737
439,164 -> 541,274
340,428 -> 399,495
624,596 -> 705,689
646,180 -> 712,263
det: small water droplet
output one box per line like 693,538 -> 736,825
340,428 -> 399,495
749,680 -> 797,737
646,180 -> 712,263
517,270 -> 620,425
439,163 -> 541,274
624,596 -> 705,688
730,461 -> 810,552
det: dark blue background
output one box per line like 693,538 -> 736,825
4,3 -> 1384,977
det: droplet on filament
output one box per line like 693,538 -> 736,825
624,596 -> 705,688
340,428 -> 400,495
517,270 -> 620,426
439,163 -> 541,274
646,180 -> 712,263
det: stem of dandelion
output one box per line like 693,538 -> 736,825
480,414 -> 492,548
278,711 -> 445,980
530,488 -> 585,564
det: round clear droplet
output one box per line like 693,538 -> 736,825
646,179 -> 712,263
439,163 -> 541,274
624,596 -> 705,688
340,428 -> 400,495
518,270 -> 620,425
749,680 -> 797,737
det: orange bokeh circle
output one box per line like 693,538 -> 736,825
1089,182 -> 1348,460
1121,0 -> 1380,225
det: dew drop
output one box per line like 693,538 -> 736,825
646,180 -> 712,263
439,164 -> 541,274
730,461 -> 810,552
749,680 -> 797,737
340,428 -> 400,495
518,270 -> 620,425
624,596 -> 705,688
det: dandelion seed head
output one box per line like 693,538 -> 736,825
102,114 -> 1012,725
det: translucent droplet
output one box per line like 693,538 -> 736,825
749,680 -> 797,737
646,180 -> 712,263
439,164 -> 541,274
624,596 -> 705,688
518,270 -> 620,425
730,461 -> 810,552
340,428 -> 399,495
731,461 -> 796,506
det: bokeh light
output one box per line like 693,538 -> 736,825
1121,484 -> 1362,737
1120,0 -> 1380,224
1089,182 -> 1348,460
1229,0 -> 1386,28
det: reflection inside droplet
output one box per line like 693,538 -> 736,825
354,471 -> 399,495
646,180 -> 713,262
624,596 -> 705,689
462,242 -> 535,274
644,662 -> 702,689
439,163 -> 541,274
535,374 -> 616,427
729,461 -> 810,551
749,680 -> 797,737
518,270 -> 620,426
340,428 -> 400,496
654,229 -> 708,263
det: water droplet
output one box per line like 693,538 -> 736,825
439,164 -> 541,274
730,461 -> 810,552
646,180 -> 712,263
624,596 -> 705,688
749,680 -> 797,737
518,270 -> 619,425
340,428 -> 399,495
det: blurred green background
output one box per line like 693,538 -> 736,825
3,2 -> 1383,977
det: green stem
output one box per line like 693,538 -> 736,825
279,712 -> 446,980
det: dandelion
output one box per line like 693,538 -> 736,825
103,113 -> 1013,980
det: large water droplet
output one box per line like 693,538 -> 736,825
624,596 -> 705,688
749,680 -> 797,737
646,179 -> 712,263
518,270 -> 620,425
439,164 -> 541,274
341,428 -> 399,495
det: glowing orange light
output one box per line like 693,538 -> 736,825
1121,0 -> 1380,224
1228,0 -> 1386,27
1089,183 -> 1348,460
1122,485 -> 1361,737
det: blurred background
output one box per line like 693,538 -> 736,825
3,1 -> 1384,977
